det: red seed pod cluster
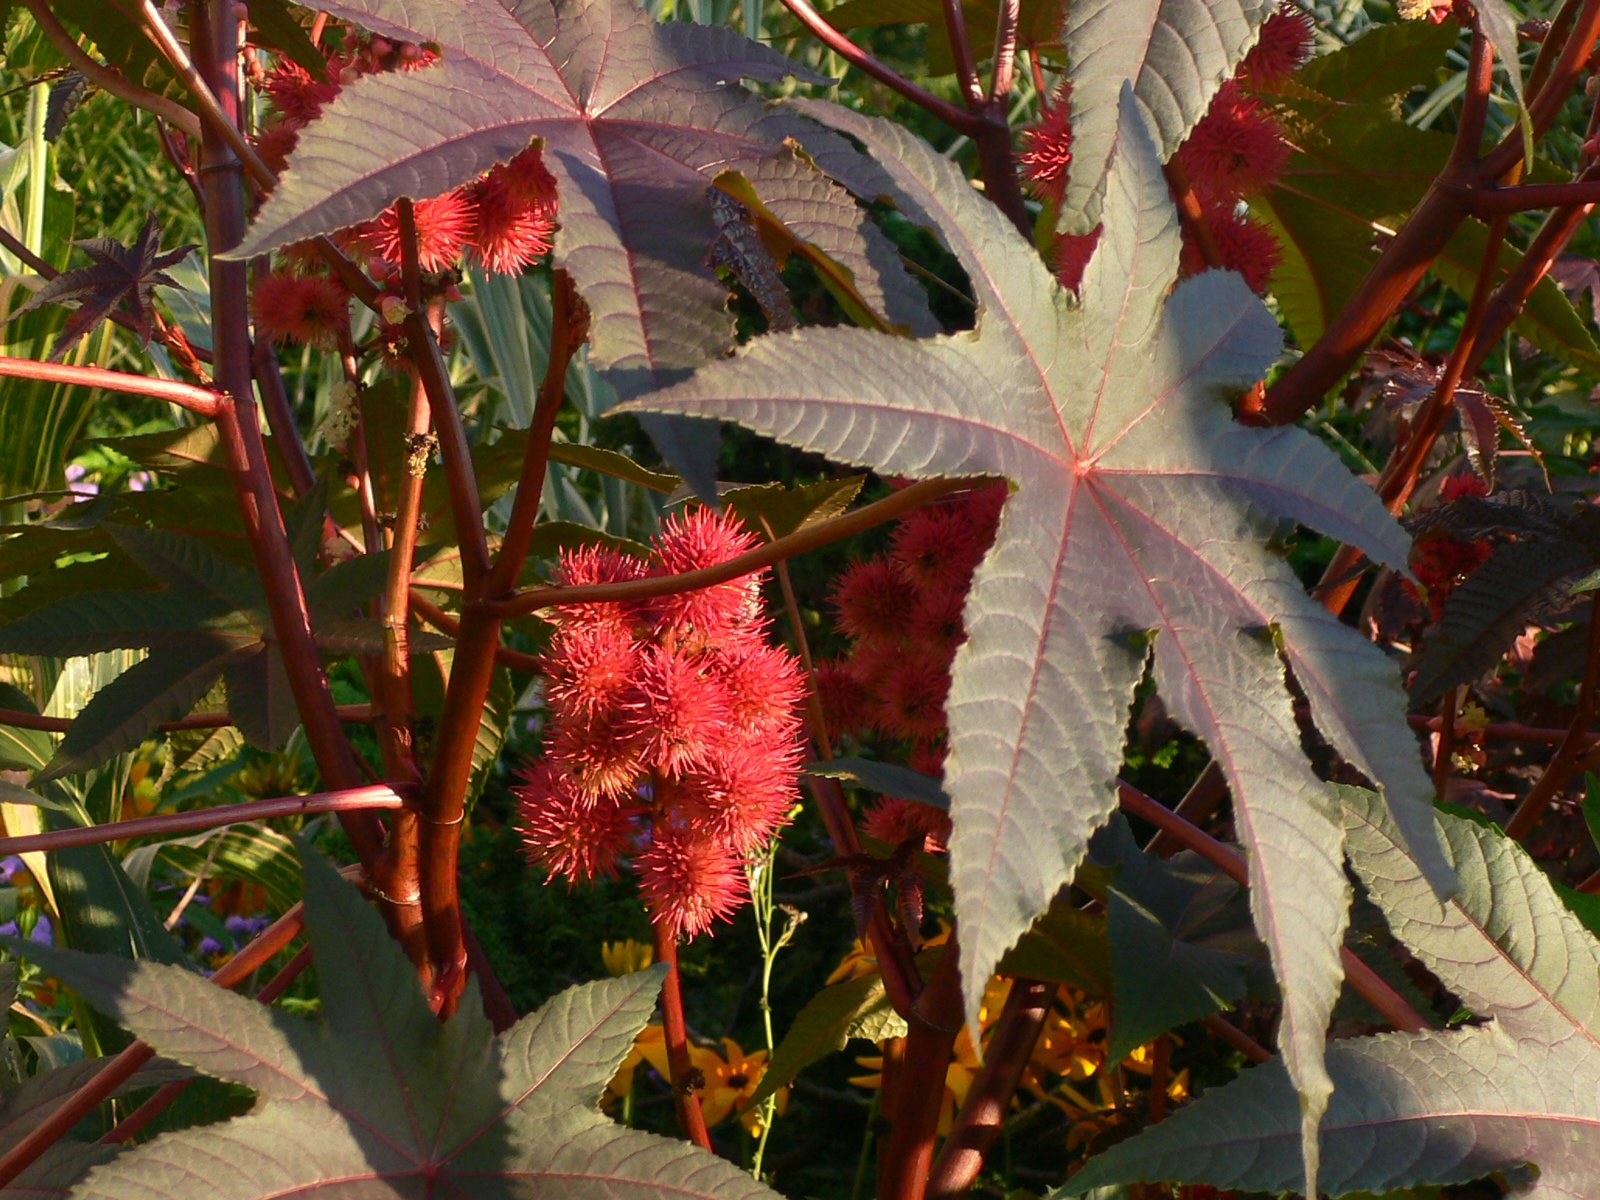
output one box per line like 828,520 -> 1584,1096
1406,471 -> 1493,621
1019,1 -> 1313,295
249,34 -> 558,349
516,508 -> 807,939
816,481 -> 1007,853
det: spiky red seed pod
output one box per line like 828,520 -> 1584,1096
1174,83 -> 1291,203
515,762 -> 638,883
553,543 -> 648,631
832,557 -> 918,645
1183,205 -> 1282,294
907,578 -> 968,652
636,823 -> 749,938
1019,83 -> 1074,206
624,646 -> 734,776
889,504 -> 983,592
471,177 -> 558,275
870,643 -> 953,743
714,640 -> 808,738
813,657 -> 872,740
548,711 -> 646,803
650,507 -> 766,646
862,795 -> 952,854
352,189 -> 477,273
252,120 -> 300,178
1238,4 -> 1316,90
543,623 -> 641,722
261,58 -> 341,125
671,736 -> 802,853
251,270 -> 349,348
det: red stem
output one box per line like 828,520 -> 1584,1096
410,593 -> 543,672
1116,782 -> 1428,1034
1408,714 -> 1596,748
878,942 -> 963,1200
941,0 -> 984,110
1203,1013 -> 1272,1063
652,923 -> 713,1150
0,704 -> 374,734
0,355 -> 219,417
1504,593 -> 1600,841
0,902 -> 305,1188
0,785 -> 410,856
926,978 -> 1054,1200
988,0 -> 1021,105
192,3 -> 379,866
483,270 -> 582,599
496,477 -> 976,617
775,0 -> 984,135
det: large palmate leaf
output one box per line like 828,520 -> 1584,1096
232,0 -> 828,398
7,847 -> 780,1200
1061,0 -> 1274,232
624,95 -> 1450,1194
1063,788 -> 1600,1199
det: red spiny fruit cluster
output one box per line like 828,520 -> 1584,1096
249,33 -> 558,349
1019,1 -> 1313,294
516,508 -> 807,939
816,482 -> 1007,853
1406,471 -> 1493,621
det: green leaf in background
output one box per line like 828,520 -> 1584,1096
806,756 -> 949,810
746,968 -> 900,1107
819,0 -> 1064,76
625,96 -> 1452,1195
722,476 -> 868,542
7,845 -> 784,1200
1061,0 -> 1274,232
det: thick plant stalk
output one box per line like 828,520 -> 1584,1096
0,785 -> 410,855
926,978 -> 1055,1200
189,1 -> 381,866
878,943 -> 963,1200
653,923 -> 713,1150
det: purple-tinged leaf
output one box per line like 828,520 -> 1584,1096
1063,788 -> 1600,1199
12,847 -> 780,1200
11,215 -> 192,361
624,94 -> 1451,1196
1061,0 -> 1274,232
233,0 -> 827,398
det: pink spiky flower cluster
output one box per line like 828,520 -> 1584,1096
816,482 -> 1007,853
516,508 -> 807,939
1019,2 -> 1313,295
249,33 -> 558,349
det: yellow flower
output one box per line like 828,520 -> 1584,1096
606,1023 -> 668,1103
601,939 -> 654,977
825,937 -> 877,985
850,1024 -> 983,1137
699,1038 -> 788,1134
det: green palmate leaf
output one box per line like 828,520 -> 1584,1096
232,0 -> 827,400
746,969 -> 899,1108
820,0 -> 1064,76
1291,16 -> 1460,107
121,824 -> 303,916
1061,0 -> 1273,232
548,443 -> 680,493
721,476 -> 867,541
1063,788 -> 1600,1199
223,652 -> 299,753
806,756 -> 950,810
9,846 -> 781,1200
36,638 -> 253,783
1104,849 -> 1267,1060
625,96 -> 1451,1195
